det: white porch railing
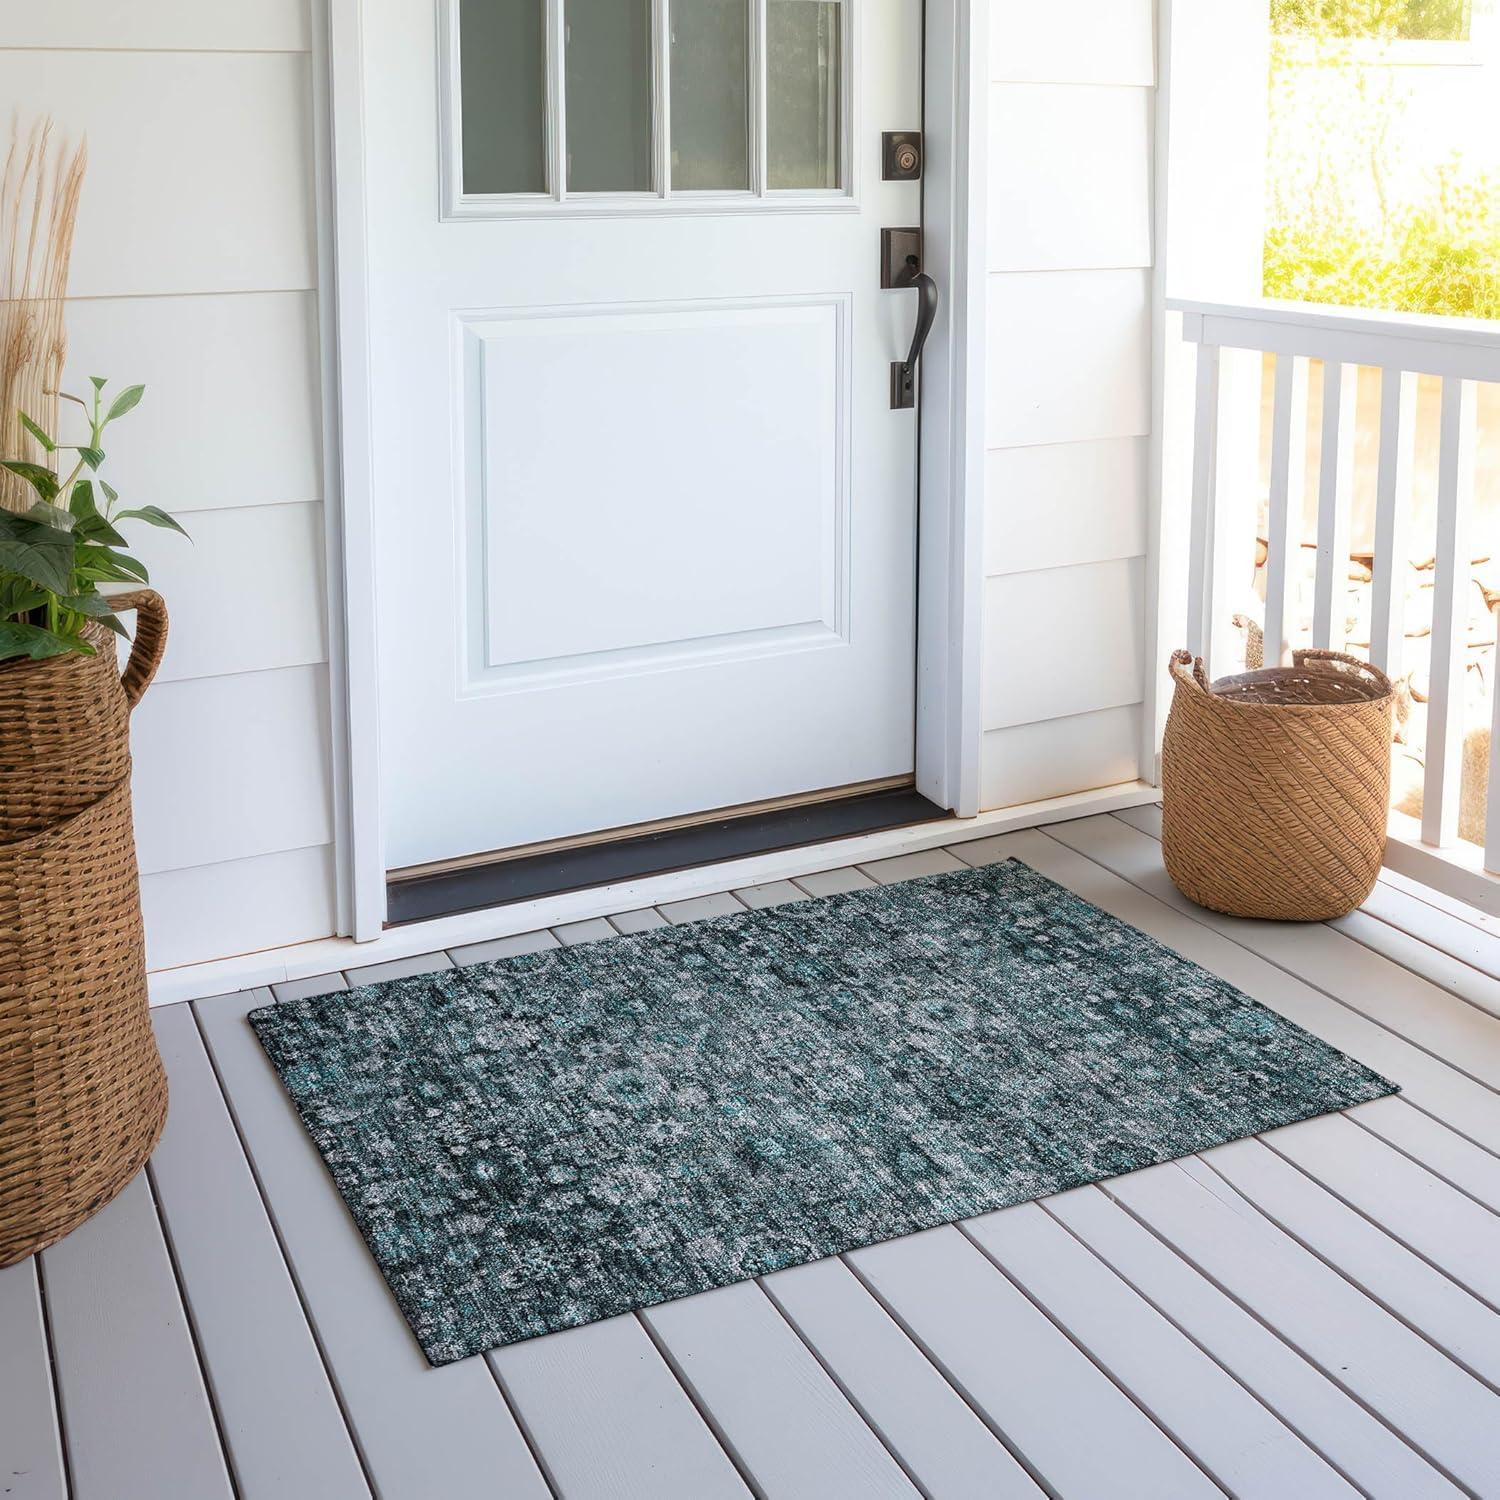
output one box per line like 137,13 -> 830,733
1167,297 -> 1500,913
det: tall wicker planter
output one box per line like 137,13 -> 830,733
0,590 -> 170,1266
1161,647 -> 1395,922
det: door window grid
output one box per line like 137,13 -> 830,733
442,0 -> 851,216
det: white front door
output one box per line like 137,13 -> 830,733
363,0 -> 924,871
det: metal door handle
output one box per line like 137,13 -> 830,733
891,260 -> 937,409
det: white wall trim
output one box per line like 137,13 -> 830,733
309,0 -> 353,935
325,0 -> 387,939
322,0 -> 988,936
915,0 -> 988,818
147,779 -> 1160,1005
1142,0 -> 1171,785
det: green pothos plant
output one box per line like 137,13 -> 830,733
0,379 -> 187,665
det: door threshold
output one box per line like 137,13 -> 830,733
146,782 -> 1163,1007
386,786 -> 950,927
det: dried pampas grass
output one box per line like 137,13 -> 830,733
1,117 -> 87,513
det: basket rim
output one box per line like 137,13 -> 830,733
1169,649 -> 1394,714
0,619 -> 115,679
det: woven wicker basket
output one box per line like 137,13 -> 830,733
1,590 -> 170,1267
1161,647 -> 1395,922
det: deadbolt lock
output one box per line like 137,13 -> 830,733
882,131 -> 922,181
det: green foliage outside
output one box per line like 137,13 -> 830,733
1271,0 -> 1469,40
1263,0 -> 1500,318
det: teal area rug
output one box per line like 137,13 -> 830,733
250,859 -> 1396,1365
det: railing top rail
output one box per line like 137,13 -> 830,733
1167,297 -> 1500,380
1166,296 -> 1500,350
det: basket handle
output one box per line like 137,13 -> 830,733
1168,649 -> 1212,692
108,588 -> 169,710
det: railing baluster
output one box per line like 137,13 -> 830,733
1186,341 -> 1221,669
1422,377 -> 1477,849
1487,644 -> 1500,875
1265,353 -> 1308,669
1313,362 -> 1358,651
1370,367 -> 1418,679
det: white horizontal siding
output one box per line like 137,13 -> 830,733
140,846 -> 337,972
8,20 -> 342,965
0,50 -> 316,298
62,293 -> 323,513
983,559 -> 1147,730
127,503 -> 328,684
986,270 -> 1152,449
980,6 -> 1156,809
987,85 -> 1153,272
981,706 -> 1143,810
2,1 -> 310,51
990,0 -> 1156,86
985,437 -> 1148,576
130,666 -> 334,877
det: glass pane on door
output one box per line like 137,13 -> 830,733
566,0 -> 655,192
670,0 -> 750,191
767,0 -> 842,190
459,0 -> 547,194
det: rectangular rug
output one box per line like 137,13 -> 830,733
250,858 -> 1397,1365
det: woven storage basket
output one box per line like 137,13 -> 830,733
1161,647 -> 1394,922
1,590 -> 170,1266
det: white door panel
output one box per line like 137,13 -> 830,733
365,0 -> 922,868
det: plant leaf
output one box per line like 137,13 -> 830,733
69,481 -> 127,547
117,504 -> 189,538
76,446 -> 106,470
0,460 -> 60,502
75,544 -> 148,584
68,601 -> 127,636
75,514 -> 128,548
0,621 -> 91,663
1,583 -> 48,615
89,376 -> 107,393
100,480 -> 119,505
62,591 -> 113,617
105,384 -> 145,423
18,412 -> 56,452
0,510 -> 75,593
25,499 -> 76,531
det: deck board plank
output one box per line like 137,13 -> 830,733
1352,1098 -> 1500,1212
1202,1136 -> 1500,1387
1107,1160 -> 1500,1495
0,1256 -> 66,1500
149,1003 -> 370,1497
488,1314 -> 749,1499
40,1173 -> 234,1500
641,1279 -> 918,1499
792,866 -> 876,897
1045,1183 -> 1458,1498
1333,909 -> 1500,1020
963,1201 -> 1358,1496
763,1255 -> 1046,1498
858,848 -> 968,884
1255,1114 -> 1500,1308
194,987 -> 550,1500
657,892 -> 746,925
1348,879 -> 1500,984
846,1224 -> 1220,1498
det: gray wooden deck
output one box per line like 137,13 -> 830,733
6,808 -> 1500,1499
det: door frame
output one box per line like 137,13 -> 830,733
316,0 -> 990,941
